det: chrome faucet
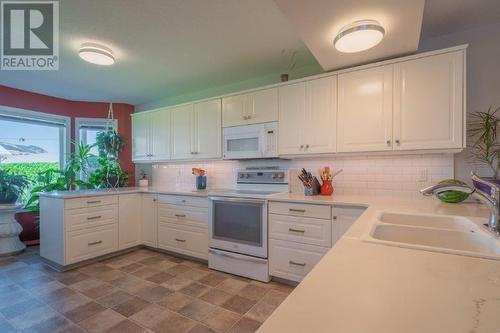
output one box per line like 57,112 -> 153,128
420,172 -> 500,236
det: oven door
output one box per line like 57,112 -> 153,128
208,196 -> 268,258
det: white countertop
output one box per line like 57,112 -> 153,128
258,194 -> 500,333
37,186 -> 214,198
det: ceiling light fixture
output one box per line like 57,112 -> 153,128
78,42 -> 115,65
334,20 -> 385,53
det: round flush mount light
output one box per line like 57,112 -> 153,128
78,42 -> 115,65
334,20 -> 385,53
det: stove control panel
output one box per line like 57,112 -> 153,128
236,169 -> 288,184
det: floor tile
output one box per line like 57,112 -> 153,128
78,308 -> 126,333
9,305 -> 59,330
178,299 -> 215,321
238,284 -> 269,301
227,317 -> 261,333
131,266 -> 161,279
202,307 -> 241,332
138,256 -> 165,266
106,319 -> 147,333
96,290 -> 134,308
63,301 -> 106,323
198,272 -> 228,287
118,262 -> 144,273
216,278 -> 248,294
260,290 -> 288,307
150,310 -> 196,333
129,304 -> 168,329
199,287 -> 232,306
134,285 -> 173,303
0,297 -> 45,319
186,324 -> 219,333
113,296 -> 151,317
179,268 -> 211,281
59,325 -> 87,333
57,271 -> 91,286
161,276 -> 193,291
165,264 -> 192,276
245,301 -> 277,322
47,291 -> 92,313
146,271 -> 174,284
180,282 -> 211,297
21,314 -> 73,333
156,292 -> 194,312
0,317 -> 17,333
222,295 -> 257,315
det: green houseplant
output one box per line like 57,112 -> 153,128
0,169 -> 29,204
90,129 -> 128,188
468,106 -> 500,192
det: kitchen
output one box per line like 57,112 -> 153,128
0,1 -> 499,333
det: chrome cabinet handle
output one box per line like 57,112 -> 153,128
288,228 -> 305,233
305,144 -> 309,149
289,208 -> 306,213
153,199 -> 157,202
299,145 -> 304,149
333,216 -> 337,220
87,215 -> 102,220
175,214 -> 186,218
386,140 -> 391,146
395,139 -> 400,145
87,200 -> 101,204
289,260 -> 306,267
175,238 -> 186,242
88,240 -> 102,246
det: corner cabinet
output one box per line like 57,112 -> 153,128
222,87 -> 278,127
132,109 -> 171,162
171,99 -> 222,160
118,194 -> 142,250
337,49 -> 464,153
278,76 -> 337,155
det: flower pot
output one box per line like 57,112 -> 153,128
106,175 -> 119,188
472,177 -> 500,195
14,211 -> 40,246
196,176 -> 207,190
320,180 -> 334,196
0,192 -> 19,204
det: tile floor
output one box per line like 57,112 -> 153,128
0,247 -> 294,333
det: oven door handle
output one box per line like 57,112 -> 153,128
208,196 -> 267,204
209,249 -> 267,264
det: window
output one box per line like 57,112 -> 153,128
75,118 -> 117,155
0,106 -> 70,183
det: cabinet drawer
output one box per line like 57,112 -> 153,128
65,205 -> 118,231
158,205 -> 208,228
269,214 -> 331,247
269,201 -> 331,220
66,224 -> 118,264
158,195 -> 208,208
65,195 -> 118,210
269,239 -> 329,282
158,223 -> 208,260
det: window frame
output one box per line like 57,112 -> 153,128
0,105 -> 71,167
75,117 -> 118,147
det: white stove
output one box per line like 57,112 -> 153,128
207,168 -> 288,282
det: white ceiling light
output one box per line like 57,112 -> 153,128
334,20 -> 385,53
78,42 -> 115,65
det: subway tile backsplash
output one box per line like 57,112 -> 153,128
152,154 -> 454,199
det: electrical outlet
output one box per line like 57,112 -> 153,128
418,168 -> 428,182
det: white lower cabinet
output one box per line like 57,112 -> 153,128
269,201 -> 365,282
158,223 -> 208,260
118,194 -> 142,250
66,224 -> 119,265
141,194 -> 158,247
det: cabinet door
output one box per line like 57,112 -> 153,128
222,94 -> 247,127
118,194 -> 142,250
278,82 -> 306,155
247,88 -> 278,125
171,105 -> 194,160
393,51 -> 464,150
131,113 -> 150,161
194,99 -> 222,159
150,109 -> 171,161
303,76 -> 337,154
142,194 -> 158,247
337,65 -> 393,152
332,206 -> 366,245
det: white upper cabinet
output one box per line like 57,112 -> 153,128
171,99 -> 222,160
132,109 -> 171,162
279,76 -> 337,155
194,99 -> 222,159
222,87 -> 278,127
171,104 -> 195,160
337,65 -> 393,153
393,51 -> 464,150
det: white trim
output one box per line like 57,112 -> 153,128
0,105 -> 71,167
75,117 -> 118,146
133,44 -> 469,115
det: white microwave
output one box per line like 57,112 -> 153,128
223,122 -> 278,159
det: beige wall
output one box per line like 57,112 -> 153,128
419,22 -> 500,182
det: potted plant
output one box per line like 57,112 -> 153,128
0,170 -> 29,204
17,142 -> 95,245
468,105 -> 500,192
91,129 -> 128,188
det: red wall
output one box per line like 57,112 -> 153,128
0,85 -> 136,184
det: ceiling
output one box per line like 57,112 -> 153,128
0,0 -> 320,106
421,0 -> 500,39
274,0 -> 425,71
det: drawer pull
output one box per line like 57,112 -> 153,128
87,215 -> 102,220
175,238 -> 186,243
87,200 -> 101,204
289,208 -> 306,213
88,240 -> 102,246
289,260 -> 306,267
288,228 -> 305,233
175,214 -> 186,218
333,216 -> 337,220
179,199 -> 187,203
